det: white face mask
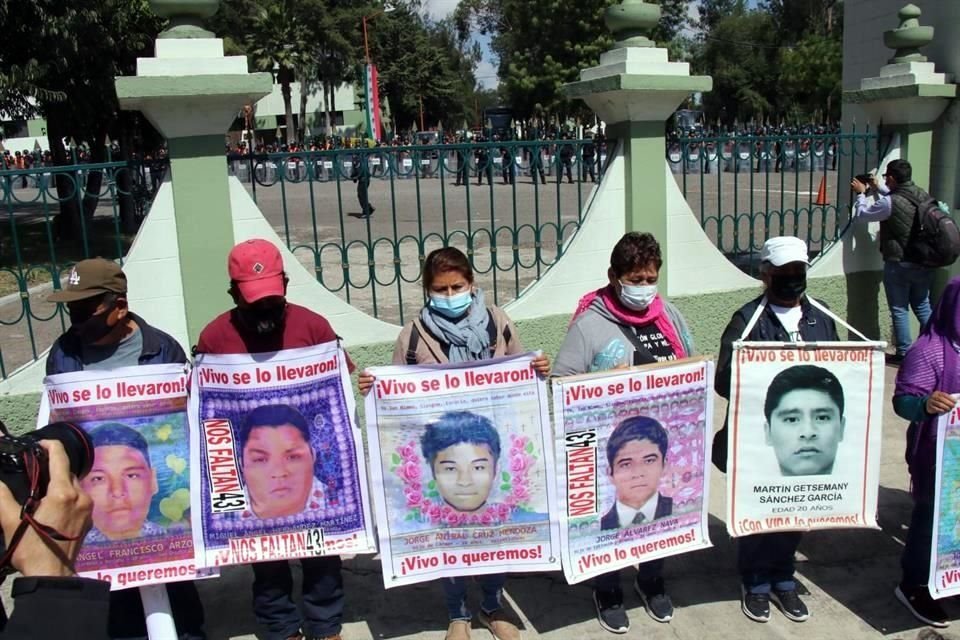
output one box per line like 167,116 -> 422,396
619,282 -> 658,310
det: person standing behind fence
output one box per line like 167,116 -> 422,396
553,232 -> 695,634
455,138 -> 469,186
527,134 -> 546,185
357,247 -> 550,640
558,137 -> 574,185
890,276 -> 960,629
582,137 -> 597,183
851,160 -> 932,366
475,141 -> 493,186
712,236 -> 838,625
350,152 -> 375,218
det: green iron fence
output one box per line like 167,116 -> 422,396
228,139 -> 611,326
668,128 -> 880,273
0,130 -> 881,380
0,159 -> 155,378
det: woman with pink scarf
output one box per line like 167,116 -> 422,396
553,232 -> 694,635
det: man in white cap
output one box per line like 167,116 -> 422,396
711,236 -> 840,624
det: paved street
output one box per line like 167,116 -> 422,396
2,363 -> 948,640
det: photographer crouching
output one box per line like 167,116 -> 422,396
0,437 -> 108,639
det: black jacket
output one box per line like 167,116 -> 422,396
600,494 -> 673,530
712,293 -> 840,471
46,312 -> 187,375
2,577 -> 110,639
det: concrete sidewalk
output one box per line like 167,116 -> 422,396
194,361 -> 950,640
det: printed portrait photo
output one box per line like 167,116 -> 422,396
199,377 -> 366,543
386,405 -> 549,531
238,404 -> 325,519
76,411 -> 192,546
763,365 -> 846,477
601,416 -> 673,530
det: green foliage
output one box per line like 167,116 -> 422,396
456,0 -> 691,122
695,0 -> 843,123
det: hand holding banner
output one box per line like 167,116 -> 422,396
930,401 -> 960,599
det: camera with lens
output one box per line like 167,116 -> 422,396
855,173 -> 874,186
0,422 -> 93,553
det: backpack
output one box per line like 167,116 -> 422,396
899,189 -> 960,268
405,308 -> 509,364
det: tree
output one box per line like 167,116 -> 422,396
696,0 -> 744,32
778,34 -> 841,121
0,0 -> 162,238
244,0 -> 313,145
369,7 -> 477,131
695,10 -> 779,124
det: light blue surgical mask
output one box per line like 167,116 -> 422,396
619,281 -> 658,311
428,290 -> 473,318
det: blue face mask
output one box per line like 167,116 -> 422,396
429,290 -> 473,318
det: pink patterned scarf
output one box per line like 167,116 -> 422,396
571,286 -> 687,359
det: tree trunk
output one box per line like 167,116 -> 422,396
280,66 -> 295,145
298,74 -> 308,143
323,80 -> 332,136
330,82 -> 337,127
82,125 -> 109,225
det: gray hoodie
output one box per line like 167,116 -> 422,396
553,297 -> 696,376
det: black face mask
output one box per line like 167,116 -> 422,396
70,305 -> 116,344
769,273 -> 807,302
237,304 -> 286,335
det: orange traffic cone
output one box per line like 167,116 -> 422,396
815,175 -> 829,206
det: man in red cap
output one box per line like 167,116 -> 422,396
195,238 -> 352,640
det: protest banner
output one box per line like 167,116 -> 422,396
930,402 -> 960,599
727,342 -> 885,537
552,357 -> 714,584
40,364 -> 202,590
364,353 -> 560,588
190,342 -> 376,568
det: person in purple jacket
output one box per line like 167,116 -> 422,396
892,276 -> 960,629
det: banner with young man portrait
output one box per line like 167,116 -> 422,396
364,353 -> 560,588
189,342 -> 376,568
552,358 -> 714,584
726,342 -> 885,537
40,364 -> 202,590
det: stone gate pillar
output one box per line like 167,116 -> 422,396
115,0 -> 272,343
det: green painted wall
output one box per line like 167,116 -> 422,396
27,119 -> 47,137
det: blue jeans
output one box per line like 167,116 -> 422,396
738,532 -> 803,594
252,557 -> 343,640
442,574 -> 506,621
901,499 -> 934,587
883,261 -> 933,356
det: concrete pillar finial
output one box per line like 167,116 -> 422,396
604,0 -> 661,49
883,4 -> 934,64
149,0 -> 219,39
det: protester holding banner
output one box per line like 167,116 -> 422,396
358,246 -> 549,640
890,277 -> 960,628
45,258 -> 206,640
553,232 -> 694,633
713,236 -> 837,624
195,238 -> 354,640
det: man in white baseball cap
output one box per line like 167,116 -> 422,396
711,235 -> 840,624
